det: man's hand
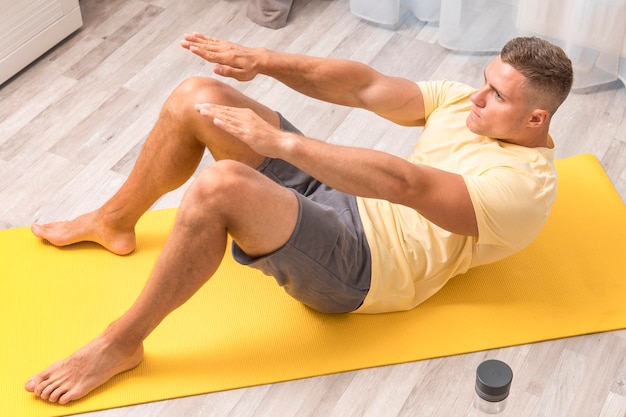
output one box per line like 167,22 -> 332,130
195,103 -> 294,159
181,33 -> 263,81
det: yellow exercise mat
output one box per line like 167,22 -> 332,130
2,154 -> 625,416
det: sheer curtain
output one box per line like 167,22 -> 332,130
349,0 -> 626,90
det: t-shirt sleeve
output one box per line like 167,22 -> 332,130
417,80 -> 477,122
464,167 -> 555,251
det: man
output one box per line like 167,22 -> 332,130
25,33 -> 573,404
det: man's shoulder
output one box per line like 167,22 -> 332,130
417,80 -> 475,117
417,80 -> 476,97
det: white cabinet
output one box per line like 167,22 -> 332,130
0,0 -> 82,85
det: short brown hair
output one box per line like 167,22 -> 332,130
500,37 -> 573,115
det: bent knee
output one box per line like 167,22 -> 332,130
174,77 -> 238,106
187,161 -> 261,203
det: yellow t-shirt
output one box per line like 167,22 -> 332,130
354,80 -> 557,314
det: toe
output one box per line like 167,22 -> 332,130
48,385 -> 70,403
24,379 -> 36,392
31,224 -> 42,237
39,381 -> 58,400
58,389 -> 78,405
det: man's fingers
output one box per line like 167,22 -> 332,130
195,104 -> 260,134
191,32 -> 208,40
181,34 -> 257,81
213,64 -> 244,79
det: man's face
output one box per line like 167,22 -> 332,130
466,56 -> 533,143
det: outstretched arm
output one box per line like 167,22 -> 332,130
181,33 -> 425,126
197,104 -> 478,237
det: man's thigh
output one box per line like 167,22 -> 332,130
203,160 -> 299,259
233,191 -> 370,313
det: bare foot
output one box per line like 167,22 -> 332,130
31,211 -> 136,255
24,336 -> 144,404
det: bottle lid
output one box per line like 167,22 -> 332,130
475,359 -> 513,402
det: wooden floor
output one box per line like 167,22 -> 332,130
1,0 -> 625,416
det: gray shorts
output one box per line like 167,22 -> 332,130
232,114 -> 371,313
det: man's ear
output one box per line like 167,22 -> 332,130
529,109 -> 549,127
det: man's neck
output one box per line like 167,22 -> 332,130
501,128 -> 552,149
